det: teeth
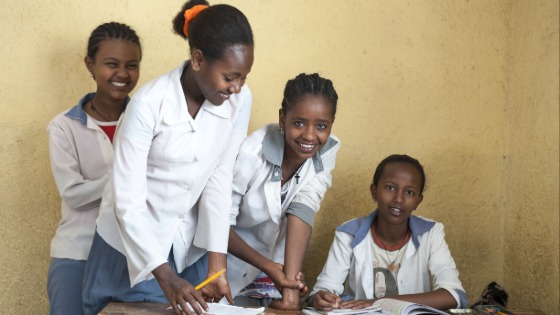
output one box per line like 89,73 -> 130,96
391,207 -> 403,213
300,143 -> 314,149
112,82 -> 126,87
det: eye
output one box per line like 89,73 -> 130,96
294,121 -> 304,127
127,63 -> 139,70
317,122 -> 328,130
224,76 -> 234,82
405,190 -> 416,196
106,62 -> 117,67
384,184 -> 395,191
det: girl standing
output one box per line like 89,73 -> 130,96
310,154 -> 468,311
47,22 -> 141,315
82,1 -> 254,315
226,73 -> 340,310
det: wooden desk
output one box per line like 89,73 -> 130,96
99,302 -> 546,315
99,302 -> 303,314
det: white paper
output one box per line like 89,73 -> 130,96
303,305 -> 382,315
167,302 -> 264,315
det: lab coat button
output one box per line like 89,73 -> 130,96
274,172 -> 279,177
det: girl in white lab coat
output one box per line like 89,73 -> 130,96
226,73 -> 341,310
47,22 -> 141,315
82,1 -> 254,315
310,154 -> 467,312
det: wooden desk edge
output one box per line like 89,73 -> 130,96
99,302 -> 546,315
99,301 -> 304,314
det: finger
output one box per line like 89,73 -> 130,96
170,302 -> 184,315
178,299 -> 193,315
224,289 -> 234,304
193,291 -> 208,312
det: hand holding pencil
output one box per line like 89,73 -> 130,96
197,268 -> 234,304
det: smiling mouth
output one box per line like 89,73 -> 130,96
111,82 -> 127,87
299,143 -> 316,152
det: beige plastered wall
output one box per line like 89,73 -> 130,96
0,1 -> 558,314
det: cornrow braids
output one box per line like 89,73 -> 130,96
281,73 -> 338,120
87,22 -> 142,60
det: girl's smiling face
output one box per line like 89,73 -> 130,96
280,94 -> 334,163
85,39 -> 141,101
193,44 -> 254,106
371,162 -> 424,226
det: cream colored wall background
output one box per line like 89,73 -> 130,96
0,0 -> 557,314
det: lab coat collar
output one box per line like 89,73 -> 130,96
262,125 -> 338,182
65,92 -> 129,126
336,209 -> 436,249
163,61 -> 230,126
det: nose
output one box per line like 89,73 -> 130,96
116,65 -> 129,78
228,79 -> 243,94
302,125 -> 315,140
392,189 -> 404,203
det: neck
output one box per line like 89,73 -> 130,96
373,217 -> 409,246
91,95 -> 125,121
181,63 -> 205,117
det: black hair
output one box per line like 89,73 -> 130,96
372,154 -> 426,195
87,22 -> 142,60
172,0 -> 254,62
281,73 -> 338,120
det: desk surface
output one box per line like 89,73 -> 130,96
99,302 -> 547,315
99,302 -> 303,314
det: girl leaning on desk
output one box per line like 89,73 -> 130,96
214,73 -> 340,310
46,22 -> 141,315
81,1 -> 254,315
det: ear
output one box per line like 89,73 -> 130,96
84,56 -> 94,75
190,49 -> 204,71
278,108 -> 286,129
413,194 -> 424,211
370,183 -> 378,202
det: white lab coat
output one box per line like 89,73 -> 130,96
226,124 -> 340,296
47,93 -> 122,260
96,61 -> 252,286
311,211 -> 468,308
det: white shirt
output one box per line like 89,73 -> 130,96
310,211 -> 468,308
226,124 -> 340,296
47,93 -> 122,260
96,61 -> 252,286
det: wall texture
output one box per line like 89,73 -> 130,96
504,1 -> 560,313
0,0 -> 557,314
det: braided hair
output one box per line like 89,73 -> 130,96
281,73 -> 338,120
86,22 -> 142,60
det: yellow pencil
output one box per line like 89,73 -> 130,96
195,268 -> 226,291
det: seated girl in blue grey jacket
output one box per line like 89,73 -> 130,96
310,154 -> 467,311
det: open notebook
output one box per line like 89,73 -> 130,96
304,298 -> 449,315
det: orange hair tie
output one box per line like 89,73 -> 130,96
183,5 -> 208,36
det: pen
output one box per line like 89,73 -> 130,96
195,269 -> 226,291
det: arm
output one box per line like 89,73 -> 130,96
310,231 -> 353,310
48,121 -> 109,211
269,214 -> 312,310
228,227 -> 302,291
192,86 -> 253,301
